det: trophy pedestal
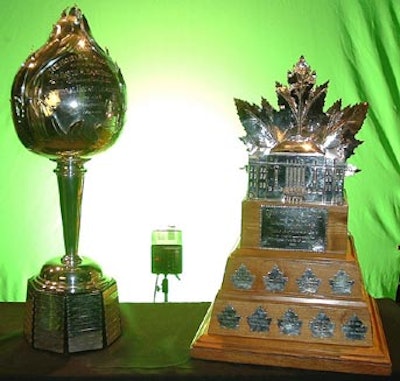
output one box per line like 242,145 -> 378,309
191,201 -> 391,375
24,257 -> 121,353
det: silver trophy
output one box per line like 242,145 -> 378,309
10,7 -> 126,353
236,56 -> 367,252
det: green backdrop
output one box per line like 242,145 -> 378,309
0,0 -> 399,302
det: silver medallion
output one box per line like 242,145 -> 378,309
309,312 -> 335,338
217,305 -> 241,329
263,265 -> 288,292
247,306 -> 272,332
296,268 -> 321,294
231,264 -> 255,290
342,315 -> 367,340
278,309 -> 302,336
329,269 -> 355,295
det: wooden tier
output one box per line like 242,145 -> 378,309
191,298 -> 390,375
241,199 -> 348,255
191,237 -> 391,375
220,246 -> 367,303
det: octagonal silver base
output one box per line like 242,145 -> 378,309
24,257 -> 121,353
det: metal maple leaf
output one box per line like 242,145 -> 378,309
236,56 -> 367,162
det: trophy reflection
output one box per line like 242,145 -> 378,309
10,7 -> 126,353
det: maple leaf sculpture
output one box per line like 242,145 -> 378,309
236,56 -> 368,165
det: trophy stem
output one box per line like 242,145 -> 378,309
23,156 -> 122,353
54,157 -> 87,267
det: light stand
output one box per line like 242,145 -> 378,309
151,227 -> 182,302
154,273 -> 181,303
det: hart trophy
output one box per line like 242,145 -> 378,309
10,7 -> 126,353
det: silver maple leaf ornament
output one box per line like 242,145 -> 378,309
236,56 -> 368,204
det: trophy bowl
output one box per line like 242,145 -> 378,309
10,7 -> 126,353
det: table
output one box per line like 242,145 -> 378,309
0,300 -> 399,380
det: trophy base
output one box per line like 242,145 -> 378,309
191,238 -> 391,375
24,257 -> 121,353
191,296 -> 391,375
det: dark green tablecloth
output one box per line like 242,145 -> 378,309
0,300 -> 399,380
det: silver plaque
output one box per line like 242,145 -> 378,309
261,206 -> 327,252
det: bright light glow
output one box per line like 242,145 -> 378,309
77,39 -> 85,49
80,78 -> 247,302
68,99 -> 78,109
41,90 -> 60,116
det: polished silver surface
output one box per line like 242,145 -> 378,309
11,7 -> 126,159
10,6 -> 126,353
247,154 -> 347,204
26,274 -> 120,353
236,57 -> 368,205
30,256 -> 110,293
260,205 -> 327,252
236,56 -> 367,163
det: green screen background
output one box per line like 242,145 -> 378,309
0,0 -> 399,302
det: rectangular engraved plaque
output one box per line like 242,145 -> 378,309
260,206 -> 327,251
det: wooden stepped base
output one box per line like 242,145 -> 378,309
191,296 -> 390,375
191,238 -> 391,375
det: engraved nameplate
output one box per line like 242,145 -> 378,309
260,206 -> 327,251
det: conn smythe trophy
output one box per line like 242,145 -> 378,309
191,57 -> 391,375
10,8 -> 126,353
